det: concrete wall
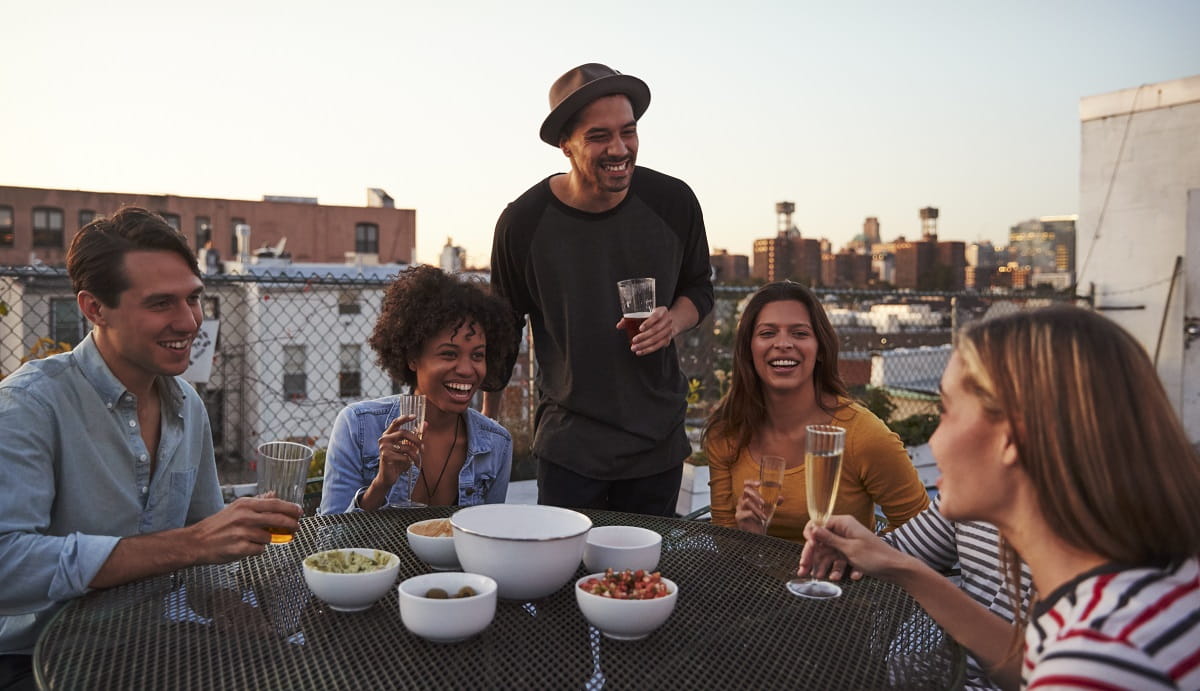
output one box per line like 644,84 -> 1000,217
1078,75 -> 1200,432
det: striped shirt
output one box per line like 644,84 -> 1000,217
885,496 -> 1033,690
1024,556 -> 1200,690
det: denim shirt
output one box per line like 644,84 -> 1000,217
0,333 -> 222,654
320,398 -> 512,514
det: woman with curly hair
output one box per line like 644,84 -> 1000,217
320,266 -> 517,513
703,282 -> 928,542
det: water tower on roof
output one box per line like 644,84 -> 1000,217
919,206 -> 939,241
776,201 -> 796,235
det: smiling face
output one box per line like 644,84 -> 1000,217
560,94 -> 639,200
83,250 -> 204,392
749,299 -> 819,395
409,319 -> 487,415
930,351 -> 1014,523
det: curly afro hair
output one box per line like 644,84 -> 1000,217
369,265 -> 517,392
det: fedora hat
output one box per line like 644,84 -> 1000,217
539,63 -> 651,146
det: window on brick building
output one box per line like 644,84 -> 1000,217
0,206 -> 13,247
339,344 -> 362,398
78,209 -> 96,228
32,207 -> 64,248
355,223 -> 379,254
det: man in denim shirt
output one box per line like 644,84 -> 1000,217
0,207 -> 301,690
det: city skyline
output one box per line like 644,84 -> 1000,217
3,1 -> 1197,266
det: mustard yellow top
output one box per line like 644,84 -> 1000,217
705,401 -> 929,542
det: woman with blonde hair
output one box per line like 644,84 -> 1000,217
702,281 -> 928,542
799,306 -> 1200,689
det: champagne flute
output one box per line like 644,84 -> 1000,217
758,455 -> 786,533
787,424 -> 846,599
384,394 -> 427,509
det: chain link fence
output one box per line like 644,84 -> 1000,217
0,267 -> 1084,487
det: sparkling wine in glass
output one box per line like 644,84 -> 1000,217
758,455 -> 786,532
384,394 -> 427,509
787,424 -> 845,599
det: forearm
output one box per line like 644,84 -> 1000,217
482,390 -> 504,419
889,555 -> 1021,690
668,296 -> 700,336
89,529 -> 201,589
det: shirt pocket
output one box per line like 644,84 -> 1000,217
162,467 -> 198,530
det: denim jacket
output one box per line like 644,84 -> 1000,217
319,397 -> 512,514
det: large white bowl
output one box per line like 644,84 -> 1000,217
302,548 -> 400,612
451,504 -> 592,600
583,526 -> 662,573
407,519 -> 460,570
575,572 -> 678,640
398,572 -> 498,643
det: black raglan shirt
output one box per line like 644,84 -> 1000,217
491,166 -> 714,480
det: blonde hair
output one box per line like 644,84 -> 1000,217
956,306 -> 1200,647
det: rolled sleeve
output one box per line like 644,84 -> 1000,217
0,389 -> 118,612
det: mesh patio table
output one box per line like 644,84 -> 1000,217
34,507 -> 964,689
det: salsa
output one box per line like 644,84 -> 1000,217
579,569 -> 670,600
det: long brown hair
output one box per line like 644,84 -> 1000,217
956,306 -> 1200,648
703,282 -> 849,460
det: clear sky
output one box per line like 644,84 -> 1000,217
3,0 -> 1197,266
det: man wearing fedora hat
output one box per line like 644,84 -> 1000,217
486,63 -> 713,516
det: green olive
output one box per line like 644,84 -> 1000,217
455,586 -> 476,599
424,588 -> 449,599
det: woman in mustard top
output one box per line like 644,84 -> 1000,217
702,282 -> 928,542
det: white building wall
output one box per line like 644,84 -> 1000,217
870,345 -> 952,393
1078,75 -> 1200,431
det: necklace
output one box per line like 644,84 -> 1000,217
419,415 -> 461,504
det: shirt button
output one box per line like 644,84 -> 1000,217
142,487 -> 148,494
140,454 -> 148,462
129,420 -> 137,428
106,402 -> 113,409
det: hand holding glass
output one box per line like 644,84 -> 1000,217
385,395 -> 427,509
257,440 -> 314,544
786,425 -> 845,598
616,277 -> 656,341
758,455 -> 786,533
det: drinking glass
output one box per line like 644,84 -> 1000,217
257,440 -> 314,544
616,277 -> 656,341
758,455 -> 786,533
385,394 -> 427,509
786,425 -> 846,598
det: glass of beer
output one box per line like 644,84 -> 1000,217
786,425 -> 845,599
617,277 -> 656,341
257,440 -> 314,544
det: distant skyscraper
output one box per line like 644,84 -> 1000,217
863,216 -> 881,245
1009,215 -> 1076,278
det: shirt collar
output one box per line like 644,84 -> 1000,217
72,332 -> 187,409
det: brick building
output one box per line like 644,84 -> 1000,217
0,186 -> 416,267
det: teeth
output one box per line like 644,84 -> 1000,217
161,340 -> 191,350
770,359 -> 798,367
446,383 -> 472,391
603,161 -> 628,171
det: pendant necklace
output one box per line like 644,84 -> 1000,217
419,415 -> 461,504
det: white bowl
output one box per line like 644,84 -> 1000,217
407,519 -> 460,570
451,504 -> 592,600
583,526 -> 662,573
302,548 -> 400,612
398,572 -> 498,643
574,573 -> 678,640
